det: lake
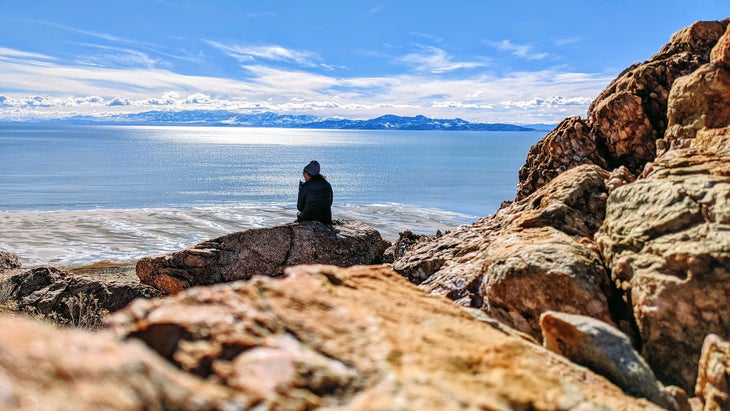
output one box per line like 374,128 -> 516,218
0,125 -> 544,266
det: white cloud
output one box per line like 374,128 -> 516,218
488,40 -> 550,60
398,46 -> 486,74
108,97 -> 132,106
207,41 -> 320,67
500,96 -> 593,108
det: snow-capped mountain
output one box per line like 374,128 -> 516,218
11,110 -> 538,131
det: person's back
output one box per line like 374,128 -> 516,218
297,160 -> 333,224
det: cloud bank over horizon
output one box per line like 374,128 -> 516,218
1,2 -> 725,125
0,44 -> 612,124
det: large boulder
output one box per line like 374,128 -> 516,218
660,23 -> 730,155
393,164 -> 618,341
595,150 -> 730,392
516,19 -> 728,199
105,264 -> 661,410
0,266 -> 161,327
0,314 -> 252,410
137,220 -> 389,294
540,311 -> 678,409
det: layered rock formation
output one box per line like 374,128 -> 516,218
392,18 -> 730,397
137,220 -> 389,294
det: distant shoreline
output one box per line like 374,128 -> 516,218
0,112 -> 556,132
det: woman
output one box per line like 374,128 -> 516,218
297,160 -> 333,224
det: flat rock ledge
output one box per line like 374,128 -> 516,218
137,219 -> 390,294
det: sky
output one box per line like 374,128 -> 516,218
0,1 -> 727,124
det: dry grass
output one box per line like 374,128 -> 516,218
0,280 -> 108,331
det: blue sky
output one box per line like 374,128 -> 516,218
0,1 -> 727,124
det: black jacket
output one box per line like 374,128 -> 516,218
297,176 -> 333,224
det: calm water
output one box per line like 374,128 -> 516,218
0,125 -> 543,266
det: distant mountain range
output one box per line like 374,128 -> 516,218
19,110 -> 553,131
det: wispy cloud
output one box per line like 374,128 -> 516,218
487,40 -> 550,60
367,5 -> 385,15
207,41 -> 321,67
398,46 -> 487,74
75,43 -> 160,68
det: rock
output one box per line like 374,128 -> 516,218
394,164 -> 617,341
540,311 -> 677,410
0,266 -> 161,326
695,334 -> 730,411
0,314 -> 252,410
660,25 -> 730,155
0,250 -> 21,271
382,230 -> 433,263
517,117 -> 607,200
711,23 -> 730,68
106,264 -> 662,410
516,20 -> 728,199
476,227 -> 615,340
596,150 -> 730,392
137,220 -> 390,294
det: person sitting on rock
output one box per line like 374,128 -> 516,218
297,160 -> 333,225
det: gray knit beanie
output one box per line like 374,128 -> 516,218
303,160 -> 320,176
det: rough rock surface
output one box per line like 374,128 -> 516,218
516,19 -> 728,199
0,314 -> 252,410
540,311 -> 675,409
0,250 -> 21,271
660,24 -> 730,155
596,151 -> 730,392
137,220 -> 389,294
106,264 -> 660,410
393,164 -> 617,341
695,334 -> 730,411
0,266 -> 162,323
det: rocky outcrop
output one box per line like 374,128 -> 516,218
393,18 -> 730,397
540,311 -> 677,409
0,266 -> 161,325
104,264 -> 660,410
660,23 -> 730,156
0,314 -> 252,410
137,220 -> 390,294
516,19 -> 728,199
596,150 -> 730,392
393,164 -> 618,341
592,23 -> 730,393
0,250 -> 21,271
695,334 -> 730,411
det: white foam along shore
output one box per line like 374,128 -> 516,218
0,203 -> 475,267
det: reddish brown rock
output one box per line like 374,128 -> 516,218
0,314 -> 252,410
517,117 -> 607,201
394,165 -> 619,341
596,151 -> 730,392
106,264 -> 661,410
660,24 -> 730,155
695,334 -> 730,411
516,19 -> 728,199
137,220 -> 389,294
711,24 -> 730,68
